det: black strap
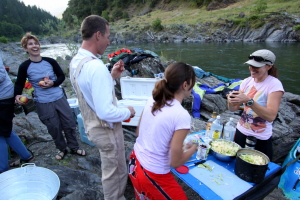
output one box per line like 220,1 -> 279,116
281,153 -> 300,175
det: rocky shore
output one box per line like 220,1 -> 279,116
1,42 -> 299,199
35,12 -> 300,45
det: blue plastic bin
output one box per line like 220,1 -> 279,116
77,114 -> 94,146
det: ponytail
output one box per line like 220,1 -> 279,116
268,65 -> 278,78
151,62 -> 196,115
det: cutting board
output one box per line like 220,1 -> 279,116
189,160 -> 252,200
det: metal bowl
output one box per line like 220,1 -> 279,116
209,139 -> 241,162
0,163 -> 60,200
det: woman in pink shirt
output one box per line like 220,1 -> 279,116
227,49 -> 284,160
128,62 -> 197,200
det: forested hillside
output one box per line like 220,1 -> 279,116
0,0 -> 58,39
62,0 -> 300,29
62,0 -> 219,25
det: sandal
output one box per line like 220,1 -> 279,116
55,149 -> 68,160
21,155 -> 34,163
70,148 -> 86,156
10,155 -> 34,167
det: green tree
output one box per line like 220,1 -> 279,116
102,11 -> 110,21
0,36 -> 9,43
0,0 -> 58,37
251,0 -> 268,14
0,21 -> 23,38
112,8 -> 123,20
92,0 -> 108,15
152,18 -> 163,31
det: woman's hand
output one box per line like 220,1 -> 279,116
170,130 -> 198,168
15,95 -> 28,105
39,79 -> 54,88
228,91 -> 251,105
183,141 -> 198,152
227,91 -> 243,111
43,79 -> 54,88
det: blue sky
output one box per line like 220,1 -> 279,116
20,0 -> 68,18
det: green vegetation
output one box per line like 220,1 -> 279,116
251,0 -> 268,14
294,25 -> 300,31
102,11 -> 110,21
0,36 -> 9,43
112,8 -> 124,21
0,0 -> 58,40
0,22 -> 23,38
109,0 -> 299,33
152,18 -> 164,31
62,0 -> 220,25
1,0 -> 299,41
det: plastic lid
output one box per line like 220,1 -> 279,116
175,165 -> 189,174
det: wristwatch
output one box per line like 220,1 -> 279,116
246,99 -> 254,107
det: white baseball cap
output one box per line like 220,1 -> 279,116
245,49 -> 276,67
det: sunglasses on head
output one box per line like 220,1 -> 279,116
248,55 -> 272,64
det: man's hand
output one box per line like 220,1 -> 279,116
127,106 -> 136,118
111,60 -> 125,80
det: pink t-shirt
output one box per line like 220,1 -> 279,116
237,75 -> 284,140
134,97 -> 191,174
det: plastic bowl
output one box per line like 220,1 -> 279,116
209,139 -> 241,162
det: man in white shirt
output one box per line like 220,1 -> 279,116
70,15 -> 135,200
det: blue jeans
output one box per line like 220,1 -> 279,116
0,131 -> 31,173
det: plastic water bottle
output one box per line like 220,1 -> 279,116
223,118 -> 236,141
210,115 -> 223,139
205,111 -> 217,137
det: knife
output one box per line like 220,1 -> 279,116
188,160 -> 206,167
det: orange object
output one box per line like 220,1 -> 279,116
107,48 -> 133,59
24,82 -> 32,89
123,118 -> 131,122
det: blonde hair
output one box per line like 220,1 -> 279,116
20,32 -> 40,48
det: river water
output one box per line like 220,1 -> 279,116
41,42 -> 300,95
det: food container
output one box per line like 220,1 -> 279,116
0,163 -> 60,200
209,139 -> 241,162
235,148 -> 270,183
196,142 -> 210,160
